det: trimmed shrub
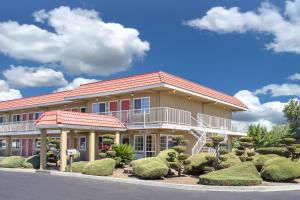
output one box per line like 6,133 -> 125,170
185,153 -> 211,175
256,147 -> 291,158
82,158 -> 115,176
131,157 -> 169,179
23,155 -> 40,169
261,157 -> 300,182
0,156 -> 25,168
113,144 -> 135,165
66,161 -> 88,173
199,162 -> 262,186
98,152 -> 107,159
251,154 -> 280,172
220,153 -> 241,168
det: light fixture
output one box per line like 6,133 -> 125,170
188,96 -> 191,100
95,98 -> 99,101
130,93 -> 134,97
173,90 -> 176,94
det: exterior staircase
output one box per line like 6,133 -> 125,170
190,129 -> 206,155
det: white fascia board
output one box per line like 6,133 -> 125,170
0,101 -> 72,112
163,84 -> 248,111
64,83 -> 165,101
36,124 -> 126,132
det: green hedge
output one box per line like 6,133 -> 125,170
251,154 -> 280,172
184,153 -> 211,175
82,158 -> 115,176
0,156 -> 25,168
256,147 -> 290,158
199,162 -> 262,186
131,157 -> 169,179
220,153 -> 241,168
66,161 -> 88,173
157,149 -> 178,167
261,157 -> 300,182
23,155 -> 40,169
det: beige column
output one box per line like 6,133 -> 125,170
40,129 -> 47,170
5,136 -> 11,157
155,132 -> 160,156
60,129 -> 68,171
115,131 -> 120,145
88,131 -> 96,161
69,130 -> 75,149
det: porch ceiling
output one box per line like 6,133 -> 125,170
35,110 -> 126,131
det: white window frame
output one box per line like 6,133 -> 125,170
160,134 -> 173,151
0,115 -> 8,124
12,138 -> 21,149
133,96 -> 150,114
92,102 -> 107,113
80,107 -> 87,113
34,137 -> 41,150
12,114 -> 21,123
0,139 -> 6,149
78,136 -> 86,151
34,112 -> 43,120
134,133 -> 156,156
134,135 -> 144,152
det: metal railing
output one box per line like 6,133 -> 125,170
191,131 -> 206,155
101,107 -> 192,127
0,121 -> 38,133
197,113 -> 248,132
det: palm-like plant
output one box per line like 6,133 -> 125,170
113,144 -> 135,165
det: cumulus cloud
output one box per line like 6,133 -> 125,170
0,6 -> 150,76
0,80 -> 22,101
3,65 -> 67,88
184,0 -> 300,55
255,83 -> 300,97
233,90 -> 286,130
55,77 -> 98,92
288,73 -> 300,80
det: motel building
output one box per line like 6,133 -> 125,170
0,71 -> 248,171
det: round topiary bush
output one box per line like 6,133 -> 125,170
256,147 -> 291,158
199,162 -> 262,186
184,153 -> 211,175
251,154 -> 280,172
66,161 -> 88,173
131,157 -> 169,179
157,149 -> 178,167
82,158 -> 115,176
23,155 -> 40,169
261,157 -> 300,182
0,156 -> 25,168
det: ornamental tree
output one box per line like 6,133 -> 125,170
205,135 -> 228,170
235,136 -> 255,162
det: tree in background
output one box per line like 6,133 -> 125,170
283,99 -> 300,141
248,124 -> 268,148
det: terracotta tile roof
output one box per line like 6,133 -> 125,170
0,90 -> 70,111
66,71 -> 247,109
35,110 -> 125,129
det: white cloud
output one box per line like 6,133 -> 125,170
55,77 -> 98,92
288,73 -> 300,80
3,65 -> 67,88
0,80 -> 22,101
184,0 -> 300,55
233,90 -> 286,130
255,83 -> 300,97
0,6 -> 150,76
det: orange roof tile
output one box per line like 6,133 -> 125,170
0,90 -> 71,111
66,71 -> 247,109
35,110 -> 125,129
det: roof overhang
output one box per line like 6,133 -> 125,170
36,124 -> 126,132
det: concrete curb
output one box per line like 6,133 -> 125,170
1,168 -> 300,192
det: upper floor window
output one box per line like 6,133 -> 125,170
92,102 -> 106,113
0,115 -> 8,124
12,114 -> 21,123
80,107 -> 86,113
133,97 -> 150,114
34,112 -> 43,120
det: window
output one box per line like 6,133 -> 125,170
78,136 -> 86,151
28,113 -> 34,121
0,115 -> 8,124
12,114 -> 21,122
12,139 -> 21,149
80,107 -> 86,113
92,102 -> 106,113
121,134 -> 130,144
34,112 -> 43,120
134,135 -> 144,151
145,135 -> 156,157
71,108 -> 79,112
34,138 -> 40,150
160,135 -> 173,151
0,139 -> 6,149
133,97 -> 150,113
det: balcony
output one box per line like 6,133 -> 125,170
0,107 -> 248,135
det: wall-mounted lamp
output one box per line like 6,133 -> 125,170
173,90 -> 176,94
130,93 -> 134,97
188,96 -> 191,101
95,98 -> 99,101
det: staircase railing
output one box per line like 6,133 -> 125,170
191,130 -> 206,155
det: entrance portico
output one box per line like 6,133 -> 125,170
35,110 -> 126,171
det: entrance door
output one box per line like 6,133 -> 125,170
121,99 -> 130,123
21,139 -> 33,157
109,101 -> 118,117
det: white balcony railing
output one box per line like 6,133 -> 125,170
102,107 -> 192,127
197,113 -> 249,133
0,121 -> 38,133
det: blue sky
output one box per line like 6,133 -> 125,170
0,0 -> 299,128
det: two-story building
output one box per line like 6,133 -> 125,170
0,71 -> 248,171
